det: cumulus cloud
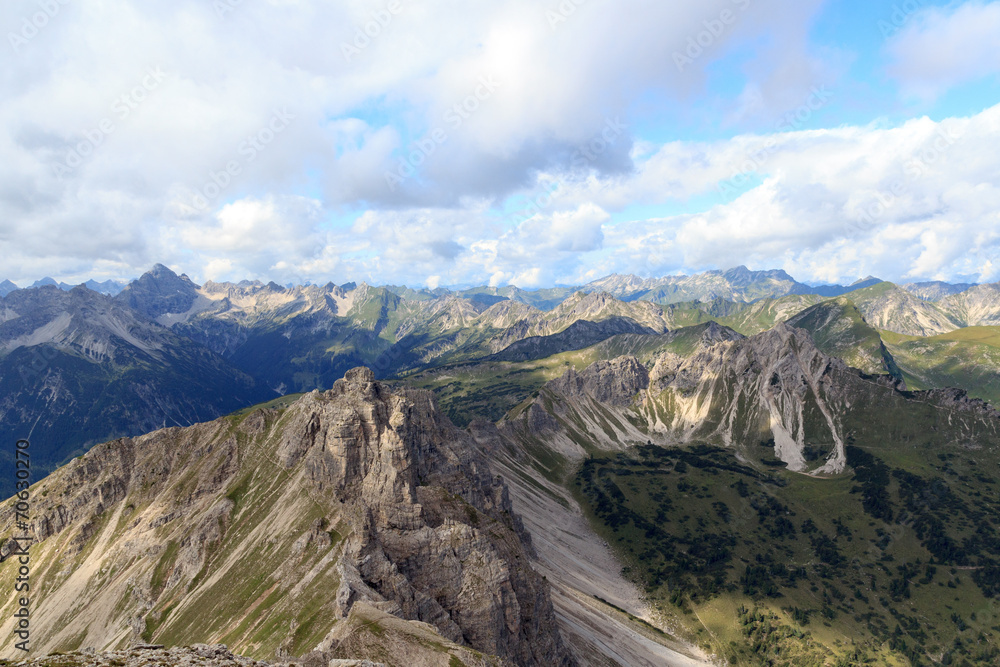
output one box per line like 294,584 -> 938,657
0,0 -> 835,280
309,104 -> 1000,287
886,1 -> 1000,101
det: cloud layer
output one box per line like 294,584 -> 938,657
1,0 -> 998,287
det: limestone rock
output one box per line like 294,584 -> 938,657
0,369 -> 573,667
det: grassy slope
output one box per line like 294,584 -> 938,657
488,328 -> 1000,665
573,440 -> 1000,666
401,347 -> 603,427
882,327 -> 1000,408
787,298 -> 902,379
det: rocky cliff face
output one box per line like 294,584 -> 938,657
114,264 -> 201,321
939,283 -> 1000,327
848,283 -> 962,336
503,323 -> 1000,475
547,356 -> 649,407
0,368 -> 573,667
642,323 -> 855,473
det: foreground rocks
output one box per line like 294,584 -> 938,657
0,644 -> 383,667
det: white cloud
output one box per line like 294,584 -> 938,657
886,1 -> 1000,100
1,0 -> 998,288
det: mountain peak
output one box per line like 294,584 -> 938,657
148,263 -> 182,279
721,265 -> 795,285
115,264 -> 201,320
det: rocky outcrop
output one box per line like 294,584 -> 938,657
0,369 -> 573,667
275,368 -> 571,665
504,322 -> 1000,477
548,355 -> 649,406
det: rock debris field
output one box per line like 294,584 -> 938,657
1,645 -> 384,667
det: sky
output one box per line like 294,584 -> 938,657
1,0 -> 999,289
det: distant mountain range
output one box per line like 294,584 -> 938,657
3,264 -> 987,305
382,266 -> 889,307
0,276 -> 127,296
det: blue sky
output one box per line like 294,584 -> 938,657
1,0 -> 999,288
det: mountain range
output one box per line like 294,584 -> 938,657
3,263 -> 1000,664
3,264 -> 986,306
4,264 -> 1000,477
0,284 -> 273,496
1,277 -> 128,296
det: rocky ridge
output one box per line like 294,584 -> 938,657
503,323 -> 1000,475
0,368 -> 573,666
